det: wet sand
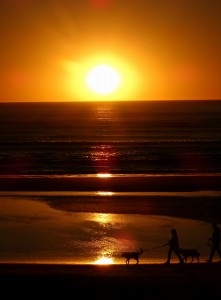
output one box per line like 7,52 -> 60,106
1,175 -> 220,298
1,175 -> 221,223
0,263 -> 220,298
45,193 -> 221,223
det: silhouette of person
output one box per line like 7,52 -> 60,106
206,223 -> 221,263
164,228 -> 183,264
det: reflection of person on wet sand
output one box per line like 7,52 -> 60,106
206,223 -> 221,263
164,228 -> 183,264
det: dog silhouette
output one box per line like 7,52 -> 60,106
179,248 -> 200,263
122,248 -> 143,264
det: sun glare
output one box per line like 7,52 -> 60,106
94,257 -> 114,265
97,173 -> 112,178
63,54 -> 140,101
86,65 -> 121,95
97,191 -> 114,196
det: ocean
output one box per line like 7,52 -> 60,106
1,100 -> 221,175
0,100 -> 221,264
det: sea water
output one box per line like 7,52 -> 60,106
0,100 -> 221,264
1,100 -> 221,175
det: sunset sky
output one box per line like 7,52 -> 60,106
1,0 -> 221,102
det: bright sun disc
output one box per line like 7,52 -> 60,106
86,65 -> 121,95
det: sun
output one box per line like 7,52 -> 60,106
63,54 -> 140,101
86,64 -> 121,95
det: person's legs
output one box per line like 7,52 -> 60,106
174,249 -> 183,264
207,246 -> 215,262
215,245 -> 221,260
165,248 -> 172,264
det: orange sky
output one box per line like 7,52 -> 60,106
1,0 -> 221,102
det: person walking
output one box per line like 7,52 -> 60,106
206,223 -> 221,263
164,228 -> 183,264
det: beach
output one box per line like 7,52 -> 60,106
0,175 -> 221,265
0,263 -> 221,298
1,101 -> 221,297
1,175 -> 221,224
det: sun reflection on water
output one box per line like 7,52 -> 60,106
97,173 -> 112,177
97,191 -> 114,196
93,257 -> 114,265
93,213 -> 113,224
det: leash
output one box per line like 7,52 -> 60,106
114,241 -> 206,257
112,244 -> 167,257
142,243 -> 168,252
195,242 -> 209,250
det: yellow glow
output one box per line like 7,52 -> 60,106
97,173 -> 112,178
86,65 -> 121,95
94,213 -> 113,224
93,257 -> 114,265
97,191 -> 114,196
62,53 -> 140,101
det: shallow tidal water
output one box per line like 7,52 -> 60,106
0,192 -> 215,265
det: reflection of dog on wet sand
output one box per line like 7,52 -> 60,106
179,248 -> 200,263
122,248 -> 143,264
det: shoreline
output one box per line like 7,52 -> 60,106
44,194 -> 221,223
1,174 -> 221,191
1,175 -> 221,222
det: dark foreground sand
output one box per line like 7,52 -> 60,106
0,263 -> 220,299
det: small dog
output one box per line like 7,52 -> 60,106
122,248 -> 143,264
179,248 -> 200,263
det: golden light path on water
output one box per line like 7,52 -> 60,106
96,173 -> 112,178
93,257 -> 114,265
0,191 -> 220,264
